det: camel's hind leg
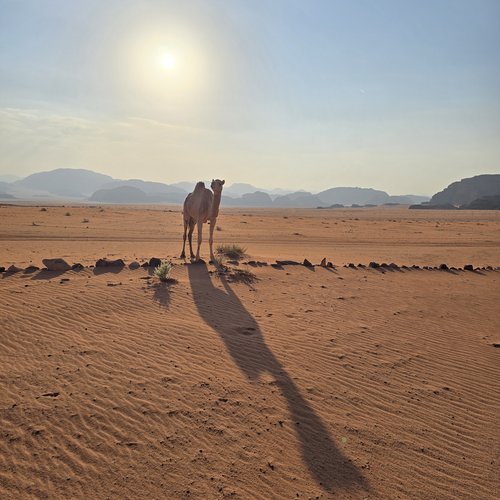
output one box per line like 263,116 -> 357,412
180,217 -> 188,258
188,219 -> 196,260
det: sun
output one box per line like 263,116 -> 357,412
160,52 -> 176,71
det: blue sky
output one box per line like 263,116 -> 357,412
1,0 -> 499,194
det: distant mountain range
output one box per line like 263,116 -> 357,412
13,167 -> 500,209
410,175 -> 500,210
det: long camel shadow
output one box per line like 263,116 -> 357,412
187,263 -> 368,494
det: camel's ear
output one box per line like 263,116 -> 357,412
222,180 -> 225,185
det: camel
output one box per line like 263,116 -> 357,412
180,179 -> 225,262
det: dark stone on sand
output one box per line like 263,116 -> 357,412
0,266 -> 5,273
320,258 -> 327,267
303,259 -> 314,267
412,265 -> 420,269
41,392 -> 59,397
7,265 -> 22,273
247,260 -> 257,266
148,257 -> 161,268
72,263 -> 84,270
271,263 -> 283,269
129,261 -> 140,270
439,264 -> 449,270
42,258 -> 71,271
381,263 -> 389,268
348,263 -> 356,268
327,262 -> 335,268
141,262 -> 149,268
227,260 -> 240,266
276,260 -> 300,266
357,263 -> 366,268
369,262 -> 380,268
96,258 -> 125,268
24,265 -> 40,273
389,263 -> 399,269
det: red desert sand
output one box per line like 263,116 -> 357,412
1,205 -> 499,499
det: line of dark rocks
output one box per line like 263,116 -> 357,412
1,257 -> 498,274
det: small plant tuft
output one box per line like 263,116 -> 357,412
154,260 -> 173,281
216,244 -> 246,260
40,207 -> 47,212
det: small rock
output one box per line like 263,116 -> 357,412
439,264 -> 449,270
358,263 -> 366,268
327,262 -> 335,268
42,258 -> 71,271
303,259 -> 314,267
369,262 -> 380,268
276,260 -> 300,266
41,392 -> 59,397
389,263 -> 399,269
24,265 -> 40,273
0,266 -> 5,273
71,263 -> 84,270
348,263 -> 356,268
148,257 -> 161,268
96,258 -> 125,268
320,258 -> 327,267
7,265 -> 22,273
464,264 -> 473,271
129,261 -> 140,270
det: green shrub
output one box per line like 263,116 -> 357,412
153,260 -> 173,281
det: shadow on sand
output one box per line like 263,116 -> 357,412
187,262 -> 368,494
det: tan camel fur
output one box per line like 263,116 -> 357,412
180,179 -> 225,262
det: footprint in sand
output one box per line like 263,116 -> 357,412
237,326 -> 257,335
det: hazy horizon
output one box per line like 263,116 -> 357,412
1,0 -> 499,195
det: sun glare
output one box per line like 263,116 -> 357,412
126,30 -> 209,104
161,52 -> 176,71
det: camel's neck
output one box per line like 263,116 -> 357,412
211,191 -> 222,219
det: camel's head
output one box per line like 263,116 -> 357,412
211,179 -> 225,194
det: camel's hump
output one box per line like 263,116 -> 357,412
194,181 -> 205,191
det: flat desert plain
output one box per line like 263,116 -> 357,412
1,204 -> 499,499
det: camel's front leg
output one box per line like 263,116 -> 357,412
195,220 -> 203,262
188,220 -> 195,260
209,218 -> 216,263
